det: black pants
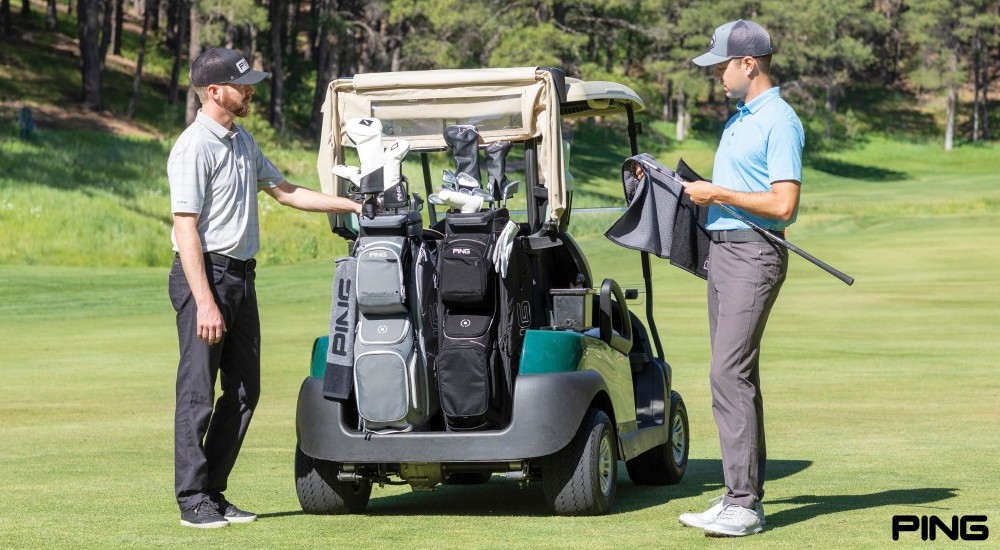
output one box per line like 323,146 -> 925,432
169,254 -> 260,512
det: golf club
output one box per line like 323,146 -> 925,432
635,156 -> 855,286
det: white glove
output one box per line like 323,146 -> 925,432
437,188 -> 483,213
345,118 -> 384,179
492,220 -> 517,277
383,139 -> 411,190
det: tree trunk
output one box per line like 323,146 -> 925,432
972,33 -> 981,142
20,0 -> 28,17
662,78 -> 672,121
98,0 -> 112,69
270,0 -> 285,133
167,0 -> 187,104
46,0 -> 57,29
149,0 -> 159,31
676,83 -> 686,142
1,0 -> 12,38
184,3 -> 202,125
126,0 -> 153,120
77,0 -> 104,111
310,0 -> 338,139
112,0 -> 123,55
944,83 -> 956,151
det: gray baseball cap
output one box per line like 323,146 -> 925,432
692,20 -> 773,67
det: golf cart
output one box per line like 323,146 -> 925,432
295,66 -> 689,516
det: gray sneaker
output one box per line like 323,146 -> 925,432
704,504 -> 765,537
179,501 -> 229,529
679,497 -> 765,530
214,496 -> 257,524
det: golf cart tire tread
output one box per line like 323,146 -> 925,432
295,446 -> 372,514
625,391 -> 689,485
542,407 -> 617,516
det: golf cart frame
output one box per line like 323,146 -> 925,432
297,67 -> 688,515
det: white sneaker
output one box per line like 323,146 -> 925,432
680,497 -> 765,530
704,504 -> 765,537
678,496 -> 725,528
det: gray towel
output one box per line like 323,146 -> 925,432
323,256 -> 357,401
605,153 -> 683,259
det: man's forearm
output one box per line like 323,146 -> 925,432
267,181 -> 362,213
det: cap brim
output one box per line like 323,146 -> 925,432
230,70 -> 271,85
692,52 -> 730,67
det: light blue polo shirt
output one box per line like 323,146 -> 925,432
707,87 -> 804,231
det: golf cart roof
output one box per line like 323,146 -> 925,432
317,66 -> 644,227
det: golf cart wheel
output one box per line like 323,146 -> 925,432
625,391 -> 689,485
542,408 -> 617,516
295,446 -> 371,514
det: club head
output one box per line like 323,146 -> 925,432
503,180 -> 520,199
456,172 -> 480,190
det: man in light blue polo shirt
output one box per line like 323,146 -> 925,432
675,20 -> 804,537
167,47 -> 361,529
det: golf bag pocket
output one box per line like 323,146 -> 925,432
355,236 -> 408,314
436,304 -> 504,430
436,345 -> 491,423
438,236 -> 492,305
354,312 -> 435,431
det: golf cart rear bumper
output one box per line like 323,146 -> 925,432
296,371 -> 609,463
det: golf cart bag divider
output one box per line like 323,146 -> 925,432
351,213 -> 438,432
437,209 -> 513,430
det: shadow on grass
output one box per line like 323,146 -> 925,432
269,459 -> 812,517
806,156 -> 908,182
766,488 -> 959,531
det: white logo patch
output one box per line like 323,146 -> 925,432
236,59 -> 250,73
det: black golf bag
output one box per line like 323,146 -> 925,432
435,208 -> 530,430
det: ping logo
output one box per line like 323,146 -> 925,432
452,248 -> 472,255
517,301 -> 531,327
329,278 -> 352,357
367,251 -> 389,258
377,325 -> 389,334
360,119 -> 374,127
236,58 -> 249,73
460,319 -> 472,328
892,515 -> 989,541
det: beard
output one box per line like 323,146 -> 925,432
222,92 -> 252,118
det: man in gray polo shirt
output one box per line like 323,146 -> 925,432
167,47 -> 361,529
673,20 -> 805,537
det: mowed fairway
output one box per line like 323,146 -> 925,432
1,139 -> 999,548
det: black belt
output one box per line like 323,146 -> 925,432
206,252 -> 256,273
710,229 -> 784,243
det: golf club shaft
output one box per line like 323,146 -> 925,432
637,158 -> 855,286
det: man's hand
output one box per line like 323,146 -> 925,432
197,300 -> 226,345
681,179 -> 719,206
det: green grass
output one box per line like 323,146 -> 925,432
2,132 -> 999,547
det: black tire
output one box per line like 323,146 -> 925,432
542,408 -> 617,516
443,472 -> 492,485
295,446 -> 371,514
625,391 -> 689,485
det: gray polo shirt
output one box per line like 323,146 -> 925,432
168,111 -> 284,260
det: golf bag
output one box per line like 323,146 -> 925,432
351,213 -> 439,432
436,208 -> 528,430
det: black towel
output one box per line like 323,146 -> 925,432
323,256 -> 357,401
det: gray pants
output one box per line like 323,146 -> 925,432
707,240 -> 787,509
169,255 -> 260,512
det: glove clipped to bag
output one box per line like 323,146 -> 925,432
491,220 -> 518,278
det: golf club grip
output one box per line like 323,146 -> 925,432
717,204 -> 854,286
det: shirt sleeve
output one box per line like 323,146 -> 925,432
766,113 -> 804,185
246,131 -> 284,189
168,137 -> 211,214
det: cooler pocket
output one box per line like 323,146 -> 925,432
436,346 -> 490,421
438,237 -> 492,305
354,350 -> 411,424
355,238 -> 407,314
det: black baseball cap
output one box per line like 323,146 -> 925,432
190,47 -> 270,86
692,20 -> 773,67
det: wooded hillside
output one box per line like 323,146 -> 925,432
2,0 -> 998,150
